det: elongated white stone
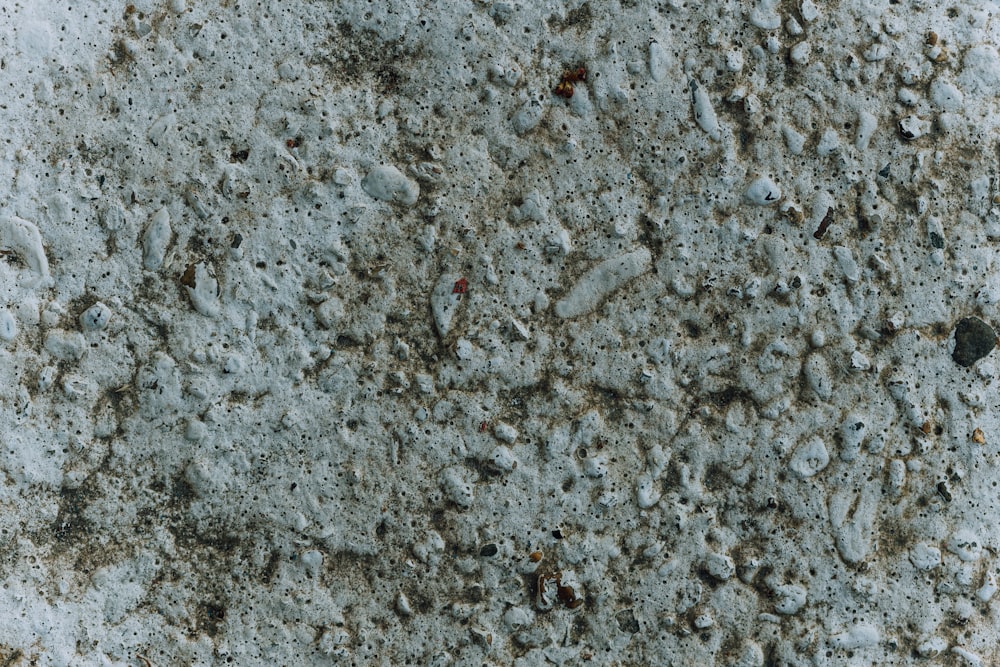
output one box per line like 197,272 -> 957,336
555,248 -> 651,318
143,208 -> 171,271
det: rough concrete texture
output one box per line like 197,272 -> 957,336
3,0 -> 1000,665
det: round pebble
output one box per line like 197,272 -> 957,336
79,302 -> 112,332
952,317 -> 996,367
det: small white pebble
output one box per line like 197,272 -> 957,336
909,542 -> 941,570
855,110 -> 878,151
494,422 -> 518,444
745,176 -> 781,205
0,309 -> 17,341
916,637 -> 947,658
725,50 -> 744,72
185,419 -> 208,442
816,128 -> 840,156
773,584 -> 807,614
789,41 -> 810,65
898,115 -> 928,140
362,165 -> 419,206
142,208 -> 172,271
830,624 -> 879,649
705,553 -> 735,581
897,88 -> 919,106
491,446 -> 518,472
785,18 -> 803,36
800,0 -> 819,22
37,366 -> 57,392
223,354 -> 245,374
169,0 -> 186,13
951,647 -> 984,667
782,125 -> 806,154
636,475 -> 662,509
810,330 -> 826,347
649,40 -> 669,82
333,168 -> 352,185
930,79 -> 964,111
976,571 -> 998,602
79,302 -> 112,332
833,246 -> 860,282
749,3 -> 781,30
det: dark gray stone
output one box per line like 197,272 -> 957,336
952,317 -> 997,367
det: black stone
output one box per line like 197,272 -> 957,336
479,543 -> 498,557
952,317 -> 997,367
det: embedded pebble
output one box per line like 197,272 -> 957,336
493,422 -> 518,444
648,40 -> 669,82
147,113 -> 175,146
725,50 -> 744,72
897,88 -> 919,106
491,446 -> 517,471
186,263 -> 221,318
789,436 -> 829,477
690,80 -> 722,140
916,637 -> 947,658
909,542 -> 941,570
952,317 -> 996,367
361,165 -> 419,206
0,309 -> 17,341
749,1 -> 781,30
636,475 -> 662,509
800,0 -> 819,21
0,215 -> 50,279
830,624 -> 879,649
185,419 -> 208,442
44,330 -> 86,361
863,43 -> 889,62
79,302 -> 112,332
946,529 -> 982,561
898,115 -> 929,140
693,614 -> 713,629
839,415 -> 866,461
511,101 -> 544,135
142,208 -> 172,271
744,176 -> 781,205
781,124 -> 806,154
704,553 -> 735,581
855,110 -> 877,150
930,79 -> 965,111
952,647 -> 984,667
833,246 -> 860,282
803,353 -> 833,400
430,273 -> 465,337
789,42 -> 810,65
816,128 -> 840,156
773,584 -> 807,614
441,468 -> 474,508
887,459 -> 906,493
316,297 -> 346,329
554,248 -> 651,319
976,571 -> 997,601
